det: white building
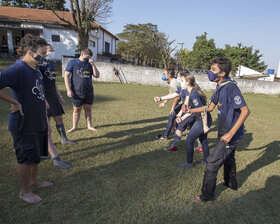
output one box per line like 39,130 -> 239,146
0,6 -> 118,61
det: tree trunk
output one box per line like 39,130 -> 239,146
77,30 -> 89,51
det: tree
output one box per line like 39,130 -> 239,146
0,0 -> 67,10
221,43 -> 267,73
117,23 -> 175,68
179,32 -> 218,69
52,0 -> 113,50
117,23 -> 161,66
152,32 -> 176,69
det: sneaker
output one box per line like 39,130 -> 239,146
52,157 -> 71,169
156,134 -> 168,140
163,146 -> 178,152
194,147 -> 203,152
178,162 -> 194,168
196,159 -> 207,164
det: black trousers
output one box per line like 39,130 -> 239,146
200,139 -> 240,201
163,103 -> 182,137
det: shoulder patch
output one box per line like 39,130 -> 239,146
193,99 -> 199,106
234,95 -> 242,105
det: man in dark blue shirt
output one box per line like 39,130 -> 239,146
0,34 -> 52,203
187,57 -> 250,202
64,48 -> 100,133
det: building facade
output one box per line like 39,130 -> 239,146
0,6 -> 118,61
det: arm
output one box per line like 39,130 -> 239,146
0,89 -> 23,115
154,92 -> 180,102
188,102 -> 216,113
221,105 -> 250,143
169,97 -> 180,114
64,71 -> 73,98
89,58 -> 100,78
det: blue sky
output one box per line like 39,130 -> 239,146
68,0 -> 280,71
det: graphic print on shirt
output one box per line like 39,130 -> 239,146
44,67 -> 56,80
37,69 -> 43,80
77,68 -> 91,78
192,99 -> 199,107
32,79 -> 45,100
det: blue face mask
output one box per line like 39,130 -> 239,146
162,75 -> 167,81
207,70 -> 219,82
83,58 -> 89,63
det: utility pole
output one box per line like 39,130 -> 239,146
177,42 -> 184,50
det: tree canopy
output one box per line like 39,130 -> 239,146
177,32 -> 267,74
117,23 -> 176,68
0,0 -> 67,11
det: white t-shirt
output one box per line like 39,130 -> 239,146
169,78 -> 180,94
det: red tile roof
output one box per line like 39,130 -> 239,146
0,6 -> 99,28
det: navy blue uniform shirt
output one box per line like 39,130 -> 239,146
188,90 -> 212,126
176,87 -> 189,103
0,61 -> 47,134
39,61 -> 58,103
211,78 -> 247,142
65,58 -> 93,98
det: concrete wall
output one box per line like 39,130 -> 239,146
61,58 -> 280,95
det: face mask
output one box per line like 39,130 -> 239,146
161,75 -> 167,81
83,57 -> 89,63
180,80 -> 186,89
207,70 -> 219,82
47,51 -> 55,60
33,54 -> 45,65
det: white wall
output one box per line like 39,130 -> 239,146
43,26 -> 78,60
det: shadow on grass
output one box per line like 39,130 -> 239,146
216,139 -> 279,198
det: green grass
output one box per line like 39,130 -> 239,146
0,60 -> 279,223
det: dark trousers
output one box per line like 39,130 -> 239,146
186,120 -> 209,163
163,103 -> 182,137
200,140 -> 239,201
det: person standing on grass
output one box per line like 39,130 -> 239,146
64,48 -> 100,133
175,71 -> 212,168
38,44 -> 73,169
0,34 -> 52,203
154,70 -> 196,152
40,44 -> 75,145
155,65 -> 181,140
186,57 -> 250,202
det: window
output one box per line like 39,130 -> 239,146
52,35 -> 60,42
89,40 -> 95,47
105,42 -> 110,53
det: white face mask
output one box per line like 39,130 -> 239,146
180,80 -> 186,89
47,51 -> 55,60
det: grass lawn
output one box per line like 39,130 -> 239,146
0,60 -> 279,224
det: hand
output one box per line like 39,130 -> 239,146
89,58 -> 94,65
67,90 -> 73,98
154,96 -> 161,102
159,103 -> 165,108
220,132 -> 234,144
176,117 -> 182,123
181,104 -> 187,113
45,100 -> 50,109
11,102 -> 23,115
170,109 -> 175,115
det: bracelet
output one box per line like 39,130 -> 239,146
160,97 -> 162,101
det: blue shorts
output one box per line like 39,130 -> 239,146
11,130 -> 48,164
72,94 -> 94,107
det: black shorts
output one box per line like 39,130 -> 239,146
72,94 -> 94,107
11,130 -> 48,164
176,114 -> 196,132
47,99 -> 65,117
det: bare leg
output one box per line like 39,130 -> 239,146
30,164 -> 53,188
47,117 -> 58,158
84,104 -> 97,131
67,106 -> 82,133
17,164 -> 42,203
